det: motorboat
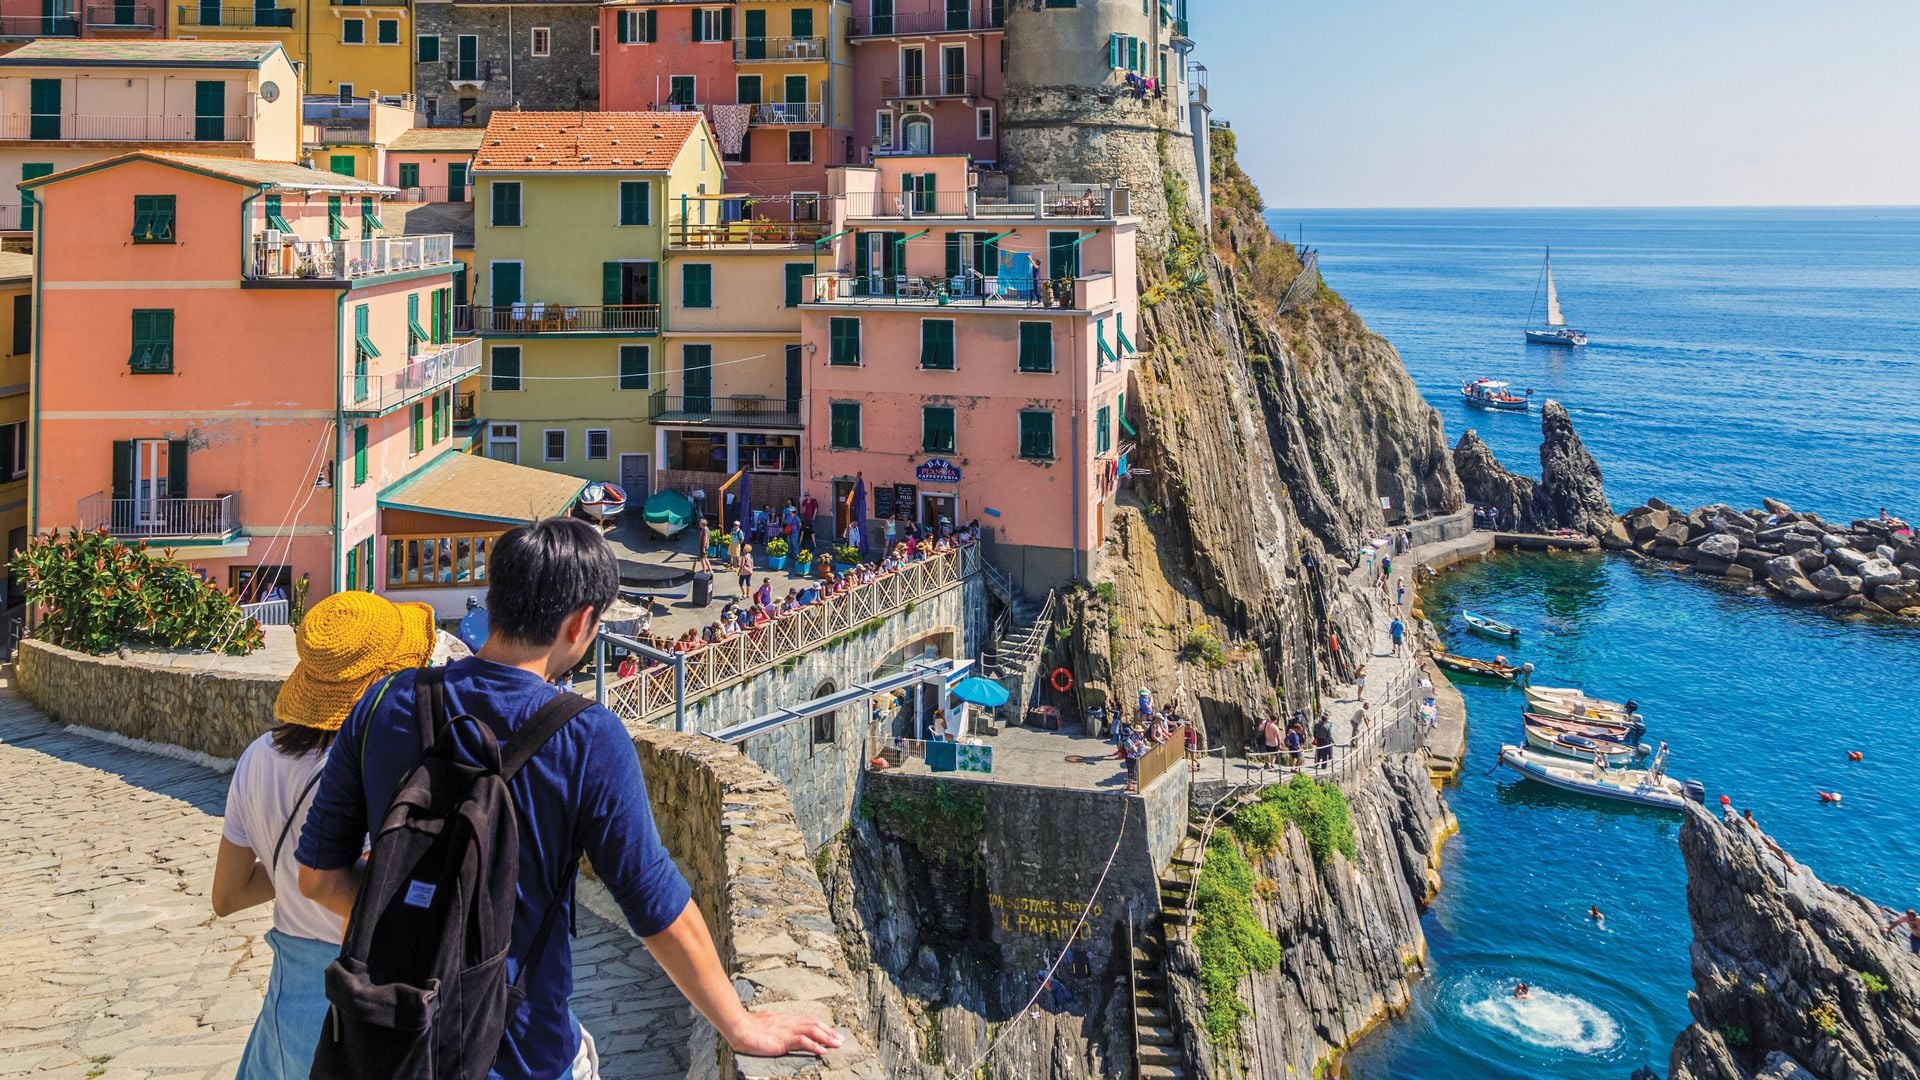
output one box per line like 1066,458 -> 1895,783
1522,720 -> 1644,761
1523,247 -> 1588,347
1429,648 -> 1524,682
578,481 -> 627,523
1498,744 -> 1702,812
1525,685 -> 1641,723
642,488 -> 696,538
1522,710 -> 1645,740
1462,379 -> 1533,411
1463,610 -> 1520,640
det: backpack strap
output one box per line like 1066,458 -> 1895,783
498,691 -> 596,781
269,766 -> 325,871
414,665 -> 449,756
511,872 -> 575,996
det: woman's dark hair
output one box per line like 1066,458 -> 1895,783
270,723 -> 335,756
486,517 -> 621,645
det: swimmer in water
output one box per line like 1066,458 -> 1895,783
1513,981 -> 1530,1000
1589,906 -> 1605,923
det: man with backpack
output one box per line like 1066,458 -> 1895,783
296,518 -> 839,1078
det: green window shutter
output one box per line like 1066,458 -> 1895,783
29,79 -> 60,140
616,10 -> 630,43
683,264 -> 712,308
1097,406 -> 1111,453
346,545 -> 357,591
328,196 -> 345,240
362,195 -> 383,233
784,263 -> 807,307
691,9 -> 704,41
945,234 -> 962,279
429,289 -> 444,345
737,75 -> 761,105
1020,411 -> 1053,459
412,402 -> 425,453
20,164 -> 52,231
1108,33 -> 1121,70
417,35 -> 438,62
719,7 -> 732,40
1048,231 -> 1081,281
922,406 -> 955,453
491,182 -> 521,227
440,287 -> 453,342
682,344 -> 711,411
1018,322 -> 1053,373
646,10 -> 656,41
1097,319 -> 1118,367
353,425 -> 368,485
264,193 -> 291,232
490,262 -> 521,307
111,441 -> 132,501
377,18 -> 397,43
343,17 -> 363,42
131,196 -> 153,241
603,261 -> 623,306
353,303 -> 380,359
982,237 -> 1001,276
408,293 -> 431,354
1119,391 -> 1136,435
920,320 -> 954,369
1115,310 -> 1135,354
491,346 -> 521,390
432,392 -> 444,442
829,317 -> 860,365
619,181 -> 650,226
643,262 -> 660,306
830,402 -> 861,449
131,195 -> 175,242
130,309 -> 174,373
167,440 -> 189,498
619,344 -> 650,390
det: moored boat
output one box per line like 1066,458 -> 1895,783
1429,648 -> 1524,681
1463,610 -> 1520,640
578,481 -> 627,522
1522,720 -> 1643,761
1498,745 -> 1702,812
642,488 -> 696,538
1524,685 -> 1641,723
1523,247 -> 1588,347
1522,710 -> 1645,740
1462,379 -> 1533,411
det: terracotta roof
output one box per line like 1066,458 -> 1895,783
0,251 -> 31,286
474,112 -> 703,172
379,452 -> 585,525
21,151 -> 397,194
388,128 -> 488,153
0,40 -> 283,68
388,202 -> 474,247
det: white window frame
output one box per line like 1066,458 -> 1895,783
487,422 -> 519,462
786,128 -> 813,164
901,113 -> 932,154
417,33 -> 439,63
874,109 -> 894,149
694,8 -> 725,41
589,25 -> 600,54
6,422 -> 25,480
376,17 -> 398,45
791,191 -> 820,222
341,18 -> 363,45
586,429 -> 610,461
530,26 -> 551,57
940,43 -> 967,89
339,83 -> 354,101
543,428 -> 567,463
976,106 -> 994,140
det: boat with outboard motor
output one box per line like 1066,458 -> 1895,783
1522,720 -> 1645,761
1463,610 -> 1520,640
1430,647 -> 1527,682
1498,743 -> 1701,812
1462,379 -> 1533,411
1522,710 -> 1645,741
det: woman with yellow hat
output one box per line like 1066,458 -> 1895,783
210,590 -> 438,1078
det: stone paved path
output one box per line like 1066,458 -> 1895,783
0,689 -> 694,1079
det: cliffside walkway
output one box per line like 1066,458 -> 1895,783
0,687 -> 695,1079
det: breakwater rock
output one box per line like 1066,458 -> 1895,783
1453,400 -> 1615,537
1663,803 -> 1920,1080
1606,498 -> 1920,619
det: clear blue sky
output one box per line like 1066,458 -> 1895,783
1192,0 -> 1920,208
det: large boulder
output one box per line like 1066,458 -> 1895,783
1733,549 -> 1775,573
1827,544 -> 1870,570
1601,520 -> 1635,551
1694,533 -> 1741,563
1790,548 -> 1828,572
1723,564 -> 1754,582
1765,557 -> 1824,602
1452,401 -> 1617,538
1872,581 -> 1918,611
1777,533 -> 1821,554
1808,564 -> 1862,601
1857,557 -> 1902,591
1903,562 -> 1920,583
1657,521 -> 1693,549
1646,496 -> 1675,514
1895,541 -> 1919,566
1761,496 -> 1792,516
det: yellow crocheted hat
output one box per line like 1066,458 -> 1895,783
274,591 -> 437,732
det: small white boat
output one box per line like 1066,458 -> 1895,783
578,481 -> 627,522
1523,248 -> 1588,347
1462,379 -> 1533,412
1499,745 -> 1701,812
1463,610 -> 1520,639
1525,685 -> 1640,719
1522,720 -> 1642,761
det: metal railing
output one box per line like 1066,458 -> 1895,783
248,233 -> 455,280
309,119 -> 370,144
445,60 -> 497,83
647,392 -> 804,428
77,492 -> 240,540
0,112 -> 253,142
343,340 -> 480,416
604,542 -> 980,725
462,303 -> 659,334
240,598 -> 289,626
881,74 -> 981,100
807,269 -> 1097,309
175,3 -> 295,26
85,4 -> 157,27
735,34 -> 825,61
844,184 -> 1118,220
850,4 -> 1004,36
0,14 -> 80,35
747,101 -> 824,126
0,205 -> 21,232
669,219 -> 831,247
389,184 -> 471,205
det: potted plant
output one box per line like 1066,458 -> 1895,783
795,548 -> 815,575
765,537 -> 789,570
834,544 -> 862,574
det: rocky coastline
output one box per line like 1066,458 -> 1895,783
1452,400 -> 1616,539
1603,498 -> 1920,620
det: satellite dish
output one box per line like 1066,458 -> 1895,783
260,81 -> 280,103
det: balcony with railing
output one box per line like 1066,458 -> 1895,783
805,268 -> 1112,311
446,59 -> 496,84
845,183 -> 1123,221
880,73 -> 981,102
849,4 -> 1003,37
648,392 -> 804,429
0,204 -> 21,232
0,13 -> 80,35
248,233 -> 455,282
85,4 -> 158,28
0,111 -> 254,142
747,101 -> 824,126
78,491 -> 240,541
666,193 -> 829,248
174,3 -> 295,26
736,35 -> 826,62
462,303 -> 660,335
343,339 -> 481,416
390,184 -> 470,205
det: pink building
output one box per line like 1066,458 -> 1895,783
381,126 -> 483,204
802,154 -> 1137,596
847,0 -> 1004,167
0,0 -> 163,47
27,150 -> 579,614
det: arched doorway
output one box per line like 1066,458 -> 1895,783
901,114 -> 932,154
810,679 -> 838,753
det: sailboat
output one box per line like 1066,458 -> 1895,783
1524,248 -> 1588,347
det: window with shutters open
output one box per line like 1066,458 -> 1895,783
691,7 -> 730,42
131,195 -> 175,243
1097,405 -> 1112,453
129,309 -> 174,373
411,402 -> 425,454
353,424 -> 368,485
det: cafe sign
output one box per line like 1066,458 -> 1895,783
915,458 -> 962,484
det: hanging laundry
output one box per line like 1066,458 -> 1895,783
710,104 -> 751,156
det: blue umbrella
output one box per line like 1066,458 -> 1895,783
951,676 -> 1010,708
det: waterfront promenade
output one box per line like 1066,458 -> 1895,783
0,689 -> 692,1079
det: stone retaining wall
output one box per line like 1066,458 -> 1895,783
15,639 -> 281,760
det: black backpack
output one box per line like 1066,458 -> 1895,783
312,667 -> 594,1080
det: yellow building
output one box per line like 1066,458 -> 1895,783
0,251 -> 27,609
469,111 -> 723,496
171,0 -> 414,100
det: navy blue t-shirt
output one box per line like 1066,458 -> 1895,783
296,657 -> 693,1079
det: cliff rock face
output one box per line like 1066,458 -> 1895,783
1666,804 -> 1920,1080
1453,400 -> 1615,536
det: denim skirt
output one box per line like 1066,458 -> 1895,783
235,928 -> 337,1079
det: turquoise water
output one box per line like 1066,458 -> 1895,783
1277,208 -> 1920,1079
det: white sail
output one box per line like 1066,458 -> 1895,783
1544,259 -> 1565,327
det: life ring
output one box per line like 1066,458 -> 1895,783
1050,667 -> 1075,693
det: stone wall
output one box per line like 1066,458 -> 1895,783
15,639 -> 281,760
414,1 -> 600,127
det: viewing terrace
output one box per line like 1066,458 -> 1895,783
844,183 -> 1125,221
667,193 -> 831,249
247,233 -> 455,282
341,340 -> 480,417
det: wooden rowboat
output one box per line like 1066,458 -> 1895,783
1463,611 -> 1520,640
1522,710 -> 1644,740
1429,648 -> 1520,681
1525,685 -> 1635,714
1523,721 -> 1641,761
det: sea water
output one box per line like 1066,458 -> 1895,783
1266,208 -> 1920,1078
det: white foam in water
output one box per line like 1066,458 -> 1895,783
1463,985 -> 1620,1055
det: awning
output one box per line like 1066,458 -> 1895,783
378,451 -> 586,526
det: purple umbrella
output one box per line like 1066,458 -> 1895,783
850,476 -> 867,555
737,466 -> 752,539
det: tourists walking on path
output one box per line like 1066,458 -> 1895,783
695,517 -> 713,574
1313,712 -> 1334,770
1390,617 -> 1406,657
214,591 -> 438,1078
1354,663 -> 1367,702
1258,714 -> 1282,760
1285,721 -> 1304,768
799,493 -> 818,550
296,519 -> 839,1078
736,543 -> 755,598
1396,578 -> 1407,607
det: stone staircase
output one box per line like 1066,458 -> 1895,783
1131,822 -> 1205,1079
980,561 -> 1056,712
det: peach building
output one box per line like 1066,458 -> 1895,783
802,154 -> 1138,596
26,150 -> 578,615
0,0 -> 164,49
846,0 -> 1004,166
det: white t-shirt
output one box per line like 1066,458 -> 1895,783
221,732 -> 346,944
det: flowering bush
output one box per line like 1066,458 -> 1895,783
834,544 -> 863,566
9,529 -> 264,655
796,548 -> 815,565
766,538 -> 790,557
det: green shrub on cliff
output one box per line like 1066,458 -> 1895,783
860,780 -> 987,868
1236,775 -> 1358,865
1194,835 -> 1281,1043
1183,625 -> 1227,668
10,529 -> 263,656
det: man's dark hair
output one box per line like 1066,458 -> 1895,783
486,517 -> 620,645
